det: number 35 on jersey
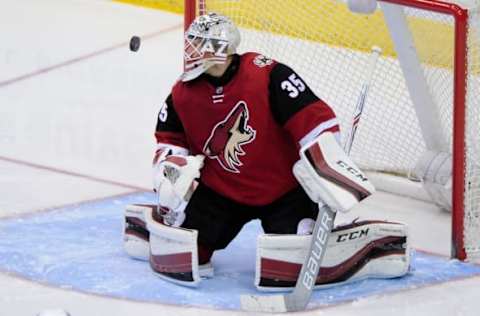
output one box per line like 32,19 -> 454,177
281,73 -> 306,98
158,102 -> 168,122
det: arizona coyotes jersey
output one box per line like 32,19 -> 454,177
155,53 -> 339,206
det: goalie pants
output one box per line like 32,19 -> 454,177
180,182 -> 318,260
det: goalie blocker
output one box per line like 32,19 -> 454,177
294,132 -> 375,212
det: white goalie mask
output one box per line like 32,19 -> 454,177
182,12 -> 241,82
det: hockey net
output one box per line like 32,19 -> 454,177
185,0 -> 480,261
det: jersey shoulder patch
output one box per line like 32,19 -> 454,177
252,54 -> 274,68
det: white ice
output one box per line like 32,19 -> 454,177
0,0 -> 479,315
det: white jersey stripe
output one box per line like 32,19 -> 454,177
298,118 -> 340,147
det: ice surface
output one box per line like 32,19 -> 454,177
0,192 -> 479,312
1,1 -> 480,315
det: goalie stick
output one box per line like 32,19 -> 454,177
345,46 -> 382,155
240,46 -> 383,313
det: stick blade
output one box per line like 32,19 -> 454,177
240,294 -> 288,313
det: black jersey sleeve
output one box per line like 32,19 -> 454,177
154,93 -> 189,148
268,63 -> 320,126
155,93 -> 185,133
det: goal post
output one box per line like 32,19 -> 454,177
379,0 -> 469,261
184,0 -> 480,262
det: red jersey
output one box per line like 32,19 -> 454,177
155,53 -> 339,206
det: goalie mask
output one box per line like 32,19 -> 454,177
182,12 -> 241,82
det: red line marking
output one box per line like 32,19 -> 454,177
0,24 -> 182,88
0,155 -> 150,192
0,190 -> 143,220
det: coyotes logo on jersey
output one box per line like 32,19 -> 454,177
203,101 -> 256,173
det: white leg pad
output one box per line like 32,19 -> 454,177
255,220 -> 410,291
123,204 -> 154,261
146,210 -> 202,287
124,203 -> 212,284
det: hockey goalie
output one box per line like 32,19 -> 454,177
123,12 -> 410,289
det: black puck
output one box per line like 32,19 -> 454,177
129,36 -> 141,52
